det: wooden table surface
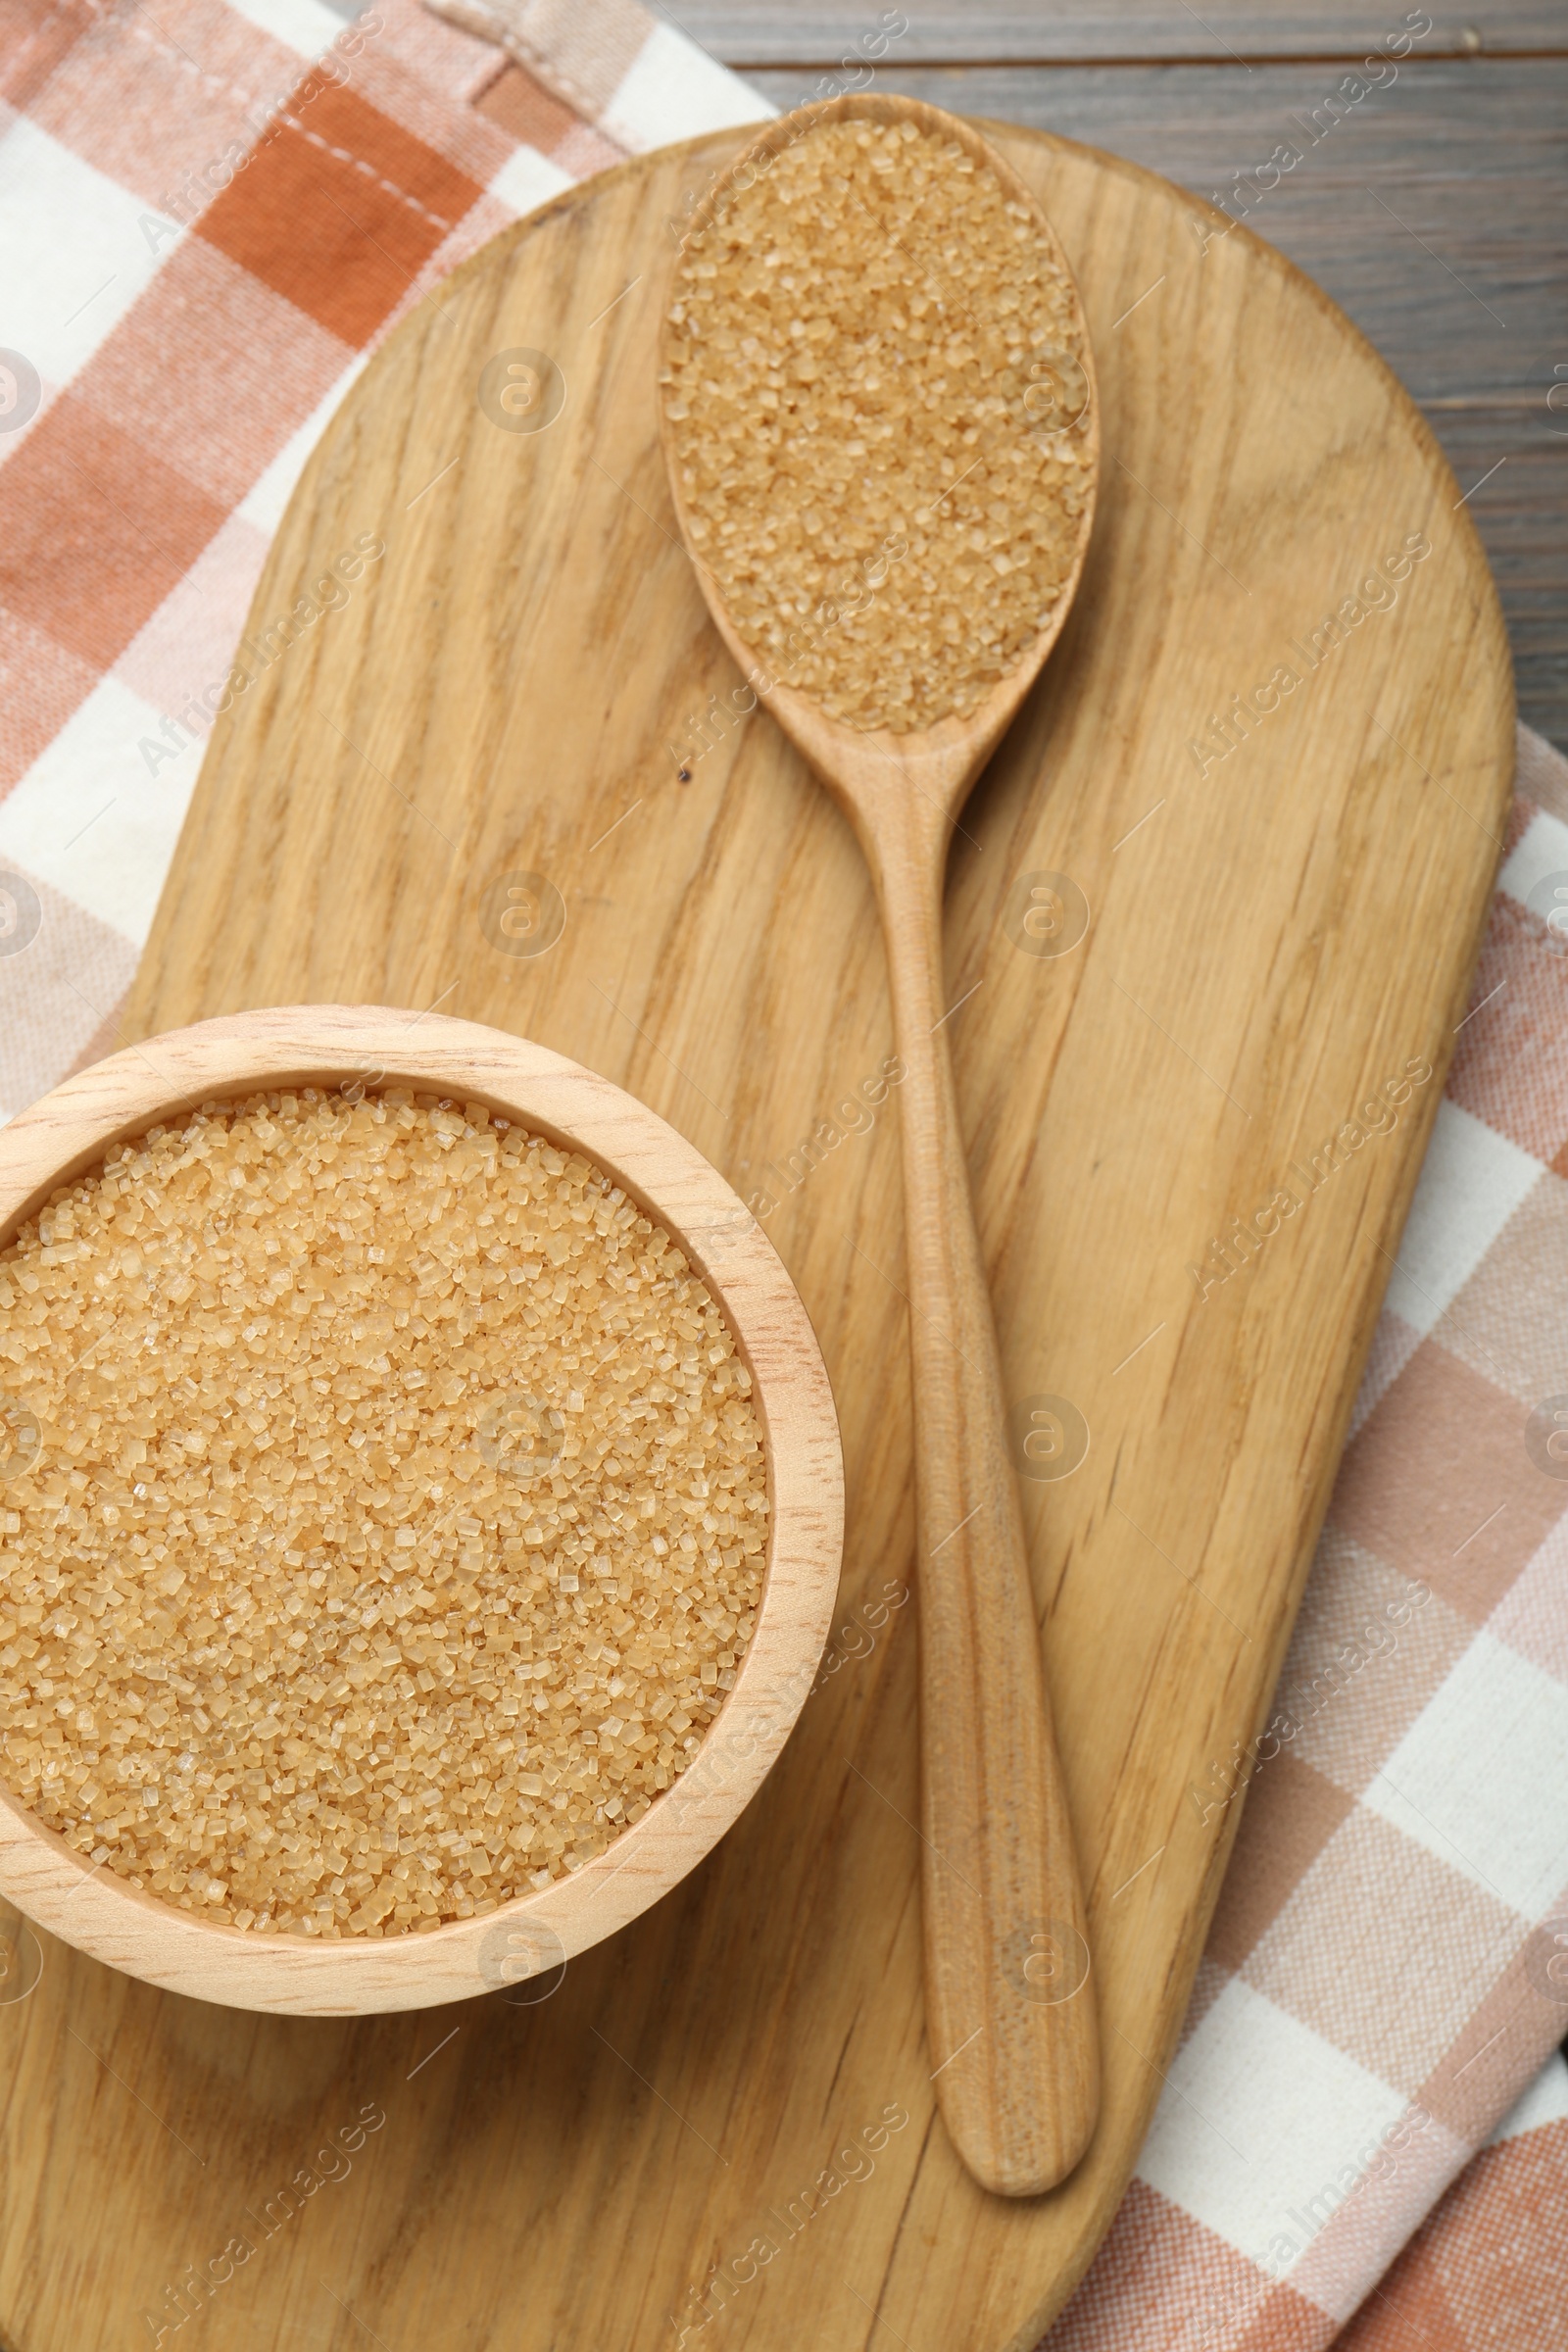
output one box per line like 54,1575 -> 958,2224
676,0 -> 1567,751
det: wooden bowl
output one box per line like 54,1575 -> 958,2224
0,1006 -> 843,2013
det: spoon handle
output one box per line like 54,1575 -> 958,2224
873,810 -> 1099,2198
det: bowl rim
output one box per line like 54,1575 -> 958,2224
0,1004 -> 844,2013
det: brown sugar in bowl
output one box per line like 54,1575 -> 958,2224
0,1006 -> 843,2013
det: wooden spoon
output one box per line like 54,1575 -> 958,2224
659,92 -> 1101,2196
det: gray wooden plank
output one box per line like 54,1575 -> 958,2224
671,1 -> 1567,66
734,59 -> 1568,745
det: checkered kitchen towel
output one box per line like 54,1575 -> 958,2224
0,0 -> 1564,2343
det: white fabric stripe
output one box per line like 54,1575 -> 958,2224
600,19 -> 773,150
1382,1098 -> 1543,1337
1364,1631 -> 1568,1919
0,117 -> 185,397
1134,1976 -> 1412,2278
0,678 -> 191,951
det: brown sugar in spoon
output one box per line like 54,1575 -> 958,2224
660,92 -> 1101,2195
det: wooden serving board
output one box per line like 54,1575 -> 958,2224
0,122 -> 1511,2352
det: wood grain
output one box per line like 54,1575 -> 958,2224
656,87 -> 1102,2201
0,1005 -> 842,2016
0,121 -> 1512,2352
